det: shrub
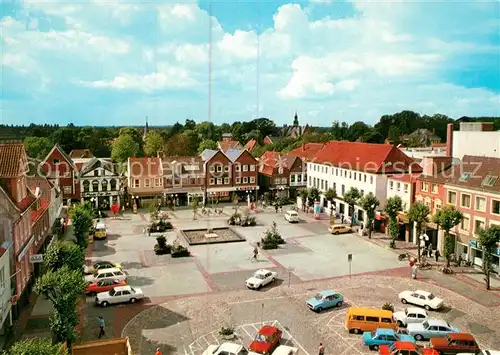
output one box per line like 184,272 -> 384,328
228,213 -> 241,226
382,303 -> 394,312
219,326 -> 234,336
171,245 -> 190,258
154,235 -> 171,255
240,213 -> 256,227
150,219 -> 173,233
261,222 -> 284,249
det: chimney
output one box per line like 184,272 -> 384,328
446,123 -> 453,158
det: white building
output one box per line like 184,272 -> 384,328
78,158 -> 121,209
450,122 -> 500,159
399,147 -> 447,162
386,174 -> 419,213
306,141 -> 420,225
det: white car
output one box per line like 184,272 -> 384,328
245,269 -> 278,289
85,267 -> 127,283
393,307 -> 428,327
203,343 -> 249,355
273,346 -> 299,355
284,210 -> 300,223
95,285 -> 144,307
398,289 -> 443,310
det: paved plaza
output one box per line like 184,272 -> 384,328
75,207 -> 500,354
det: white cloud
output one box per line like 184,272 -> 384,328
218,31 -> 257,59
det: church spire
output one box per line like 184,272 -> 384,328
293,111 -> 299,127
143,116 -> 149,141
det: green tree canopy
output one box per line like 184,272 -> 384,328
143,131 -> 164,157
198,139 -> 218,154
385,196 -> 403,220
23,136 -> 54,159
2,338 -> 65,355
69,204 -> 93,249
44,240 -> 85,272
432,205 -> 463,266
358,192 -> 379,238
343,187 -> 361,225
477,225 -> 500,290
324,188 -> 337,201
308,187 -> 320,204
111,134 -> 140,162
408,202 -> 430,261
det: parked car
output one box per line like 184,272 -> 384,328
379,341 -> 440,355
85,267 -> 127,283
398,290 -> 443,310
203,343 -> 249,355
246,269 -> 278,290
407,319 -> 459,341
273,346 -> 298,355
284,210 -> 300,223
429,333 -> 481,354
328,225 -> 352,234
249,325 -> 282,354
306,290 -> 343,312
95,285 -> 144,307
393,307 -> 428,327
84,261 -> 122,275
86,279 -> 126,295
362,328 -> 415,351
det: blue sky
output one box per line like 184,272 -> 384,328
1,0 -> 499,127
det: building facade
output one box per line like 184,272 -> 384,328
450,122 -> 500,159
258,151 -> 292,199
226,149 -> 259,202
127,157 -> 163,208
0,186 -> 15,334
79,158 -> 121,209
161,155 -> 205,207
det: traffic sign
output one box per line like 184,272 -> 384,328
29,254 -> 44,263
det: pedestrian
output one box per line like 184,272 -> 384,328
155,348 -> 163,355
340,213 -> 344,224
275,204 -> 278,213
318,342 -> 325,355
411,264 -> 418,279
98,316 -> 105,339
435,249 -> 440,262
252,246 -> 259,261
428,245 -> 433,258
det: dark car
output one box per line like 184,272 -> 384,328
429,333 -> 480,354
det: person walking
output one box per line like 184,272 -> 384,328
98,316 -> 105,339
318,342 -> 325,355
435,249 -> 441,262
155,348 -> 163,355
252,246 -> 259,261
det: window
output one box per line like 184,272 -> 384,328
390,181 -> 394,190
209,166 -> 215,172
474,219 -> 485,235
250,176 -> 255,183
335,169 -> 338,176
421,182 -> 429,192
278,167 -> 283,174
217,178 -> 222,184
354,172 -> 356,180
133,179 -> 140,188
224,166 -> 229,172
366,316 -> 379,323
475,196 -> 486,212
236,177 -> 241,184
492,199 -> 500,215
0,267 -> 5,293
460,215 -> 470,231
217,165 -> 222,172
459,172 -> 472,182
250,165 -> 255,171
210,178 -> 215,185
360,189 -> 364,196
341,185 -> 345,195
94,170 -> 99,177
482,175 -> 498,187
461,193 -> 471,208
381,318 -> 392,324
434,200 -> 441,211
363,174 -> 366,182
242,165 -> 248,172
404,184 -> 409,193
431,184 -> 438,193
144,178 -> 150,188
447,191 -> 457,205
370,176 -> 373,184
243,177 -> 248,183
291,175 -> 295,183
235,165 -> 241,172
224,177 -> 229,184
298,174 -> 302,182
397,182 -> 401,191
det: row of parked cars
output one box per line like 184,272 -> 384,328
83,260 -> 145,307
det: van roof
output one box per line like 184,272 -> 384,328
96,267 -> 121,273
96,223 -> 106,228
347,307 -> 393,317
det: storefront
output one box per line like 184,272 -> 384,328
469,240 -> 500,273
233,186 -> 259,203
456,241 -> 469,260
164,188 -> 205,208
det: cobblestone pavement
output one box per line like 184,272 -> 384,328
121,275 -> 500,355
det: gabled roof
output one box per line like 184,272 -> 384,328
80,158 -> 115,176
289,143 -> 324,160
258,151 -> 297,176
69,149 -> 94,159
0,144 -> 28,178
313,141 -> 421,174
42,144 -> 75,169
200,149 -> 218,162
244,139 -> 258,151
218,139 -> 242,152
162,156 -> 204,174
128,157 -> 161,177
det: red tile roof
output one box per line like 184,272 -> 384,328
129,157 -> 161,177
313,141 -> 421,174
18,193 -> 36,211
0,144 -> 28,178
244,139 -> 258,151
258,151 -> 297,176
31,199 -> 50,223
388,173 -> 421,183
69,149 -> 94,159
289,143 -> 324,160
0,247 -> 7,258
218,139 -> 242,152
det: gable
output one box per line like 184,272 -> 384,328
236,150 -> 257,164
42,144 -> 75,169
207,150 -> 231,165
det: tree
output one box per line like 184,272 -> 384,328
3,338 -> 65,355
163,133 -> 197,156
143,131 -> 164,157
343,187 -> 361,226
198,139 -> 218,154
35,266 -> 86,348
432,205 -> 463,267
23,136 -> 54,159
118,127 -> 143,149
111,134 -> 140,162
308,187 -> 320,205
408,202 -> 430,262
44,240 -> 84,272
324,189 -> 337,202
69,204 -> 93,249
358,192 -> 379,239
299,188 -> 309,211
190,196 -> 199,220
385,196 -> 403,247
477,225 -> 500,290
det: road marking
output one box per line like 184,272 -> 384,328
227,293 -> 310,305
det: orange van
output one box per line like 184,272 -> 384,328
345,307 -> 398,334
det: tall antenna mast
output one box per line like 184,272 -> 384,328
255,1 -> 261,119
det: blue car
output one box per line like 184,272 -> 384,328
362,328 -> 415,351
306,290 -> 343,312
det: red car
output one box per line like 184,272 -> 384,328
379,341 -> 440,355
86,279 -> 126,295
249,325 -> 282,355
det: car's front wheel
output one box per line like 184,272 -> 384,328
336,301 -> 343,307
424,305 -> 431,311
101,301 -> 109,307
414,334 -> 424,341
397,320 -> 404,327
130,298 -> 137,303
401,298 -> 408,304
315,307 -> 322,313
372,345 -> 379,351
